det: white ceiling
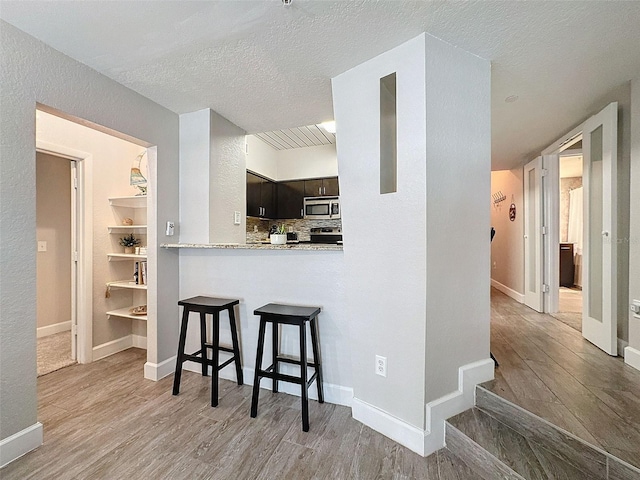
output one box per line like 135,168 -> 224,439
255,124 -> 336,150
1,1 -> 639,170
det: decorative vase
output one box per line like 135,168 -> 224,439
124,246 -> 135,254
270,234 -> 287,245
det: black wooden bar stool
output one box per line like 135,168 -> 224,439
172,296 -> 243,407
250,303 -> 324,432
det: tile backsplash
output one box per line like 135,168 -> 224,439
246,217 -> 342,243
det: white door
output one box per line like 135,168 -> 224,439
582,102 -> 618,355
70,162 -> 78,360
524,156 -> 544,312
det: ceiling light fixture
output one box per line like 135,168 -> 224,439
320,121 -> 336,133
505,95 -> 519,103
282,0 -> 292,6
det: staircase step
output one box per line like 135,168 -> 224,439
447,407 -> 599,479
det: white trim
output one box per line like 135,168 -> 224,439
0,422 -> 43,468
352,398 -> 426,455
490,279 -> 524,303
624,346 -> 640,371
92,336 -> 133,361
344,358 -> 494,457
36,139 -> 93,364
425,358 -> 495,456
144,355 -> 176,381
543,153 -> 560,314
618,338 -> 629,357
131,334 -> 147,349
36,320 -> 71,338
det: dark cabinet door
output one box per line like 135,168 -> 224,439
304,179 -> 324,198
261,180 -> 276,218
277,180 -> 305,219
323,177 -> 340,196
246,172 -> 262,217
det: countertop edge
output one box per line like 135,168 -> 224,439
160,243 -> 343,251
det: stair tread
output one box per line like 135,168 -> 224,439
448,407 -> 601,480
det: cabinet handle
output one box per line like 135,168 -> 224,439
319,187 -> 321,195
301,208 -> 304,218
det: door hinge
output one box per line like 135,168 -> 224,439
72,324 -> 78,335
73,175 -> 78,189
541,168 -> 548,177
542,284 -> 550,293
74,251 -> 79,262
541,226 -> 547,235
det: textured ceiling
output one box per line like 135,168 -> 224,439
1,1 -> 639,170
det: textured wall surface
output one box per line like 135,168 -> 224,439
0,21 -> 179,442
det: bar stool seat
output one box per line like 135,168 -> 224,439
172,296 -> 243,407
250,303 -> 324,432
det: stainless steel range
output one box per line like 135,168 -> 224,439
310,227 -> 342,244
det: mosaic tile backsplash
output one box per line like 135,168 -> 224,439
246,217 -> 342,243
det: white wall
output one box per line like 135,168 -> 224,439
179,109 -> 211,243
490,169 -> 524,299
36,152 -> 72,329
246,135 -> 338,181
0,21 -> 179,457
209,110 -> 246,243
246,135 -> 278,180
37,111 -> 148,347
179,250 -> 352,403
628,78 -> 640,359
332,32 -> 491,449
276,144 -> 338,181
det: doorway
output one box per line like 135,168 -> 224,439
36,151 -> 77,375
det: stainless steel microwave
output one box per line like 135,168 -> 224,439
303,196 -> 340,220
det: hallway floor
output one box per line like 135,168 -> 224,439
487,288 -> 640,469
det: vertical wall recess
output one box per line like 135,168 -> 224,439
380,72 -> 397,194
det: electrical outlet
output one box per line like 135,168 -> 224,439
37,241 -> 47,252
165,221 -> 175,236
234,211 -> 241,225
493,261 -> 497,270
375,355 -> 387,377
631,300 -> 640,318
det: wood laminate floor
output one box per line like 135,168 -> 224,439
487,288 -> 640,469
2,348 -> 476,480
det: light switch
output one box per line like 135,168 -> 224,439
234,211 -> 241,225
38,241 -> 47,252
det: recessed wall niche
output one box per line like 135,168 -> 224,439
380,72 -> 397,194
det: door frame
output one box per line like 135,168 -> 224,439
542,126 -> 585,315
523,156 -> 545,312
36,140 -> 93,364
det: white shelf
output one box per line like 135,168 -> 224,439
106,307 -> 147,321
108,253 -> 147,261
108,225 -> 147,233
106,280 -> 147,290
109,196 -> 147,208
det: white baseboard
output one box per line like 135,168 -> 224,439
182,363 -> 353,407
37,320 -> 71,338
352,398 -> 425,455
490,279 -> 524,303
350,358 -> 494,457
132,334 -> 147,349
624,346 -> 640,371
424,358 -> 495,456
0,422 -> 43,468
618,338 -> 629,357
144,355 -> 177,381
92,336 -> 133,361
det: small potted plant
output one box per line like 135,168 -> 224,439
270,224 -> 287,245
120,233 -> 140,254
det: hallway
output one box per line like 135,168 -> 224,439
487,289 -> 640,468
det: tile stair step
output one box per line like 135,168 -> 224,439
444,384 -> 640,480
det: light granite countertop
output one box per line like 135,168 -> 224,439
160,242 -> 343,251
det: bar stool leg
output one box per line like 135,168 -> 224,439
272,322 -> 279,393
199,312 -> 208,377
310,316 -> 324,404
228,306 -> 244,385
300,321 -> 309,432
251,317 -> 267,418
172,307 -> 190,395
211,310 -> 220,407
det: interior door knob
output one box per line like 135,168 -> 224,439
601,231 -> 609,236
